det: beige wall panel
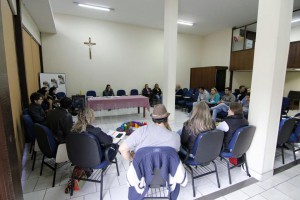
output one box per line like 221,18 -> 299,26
2,0 -> 24,164
23,29 -> 35,97
31,39 -> 41,91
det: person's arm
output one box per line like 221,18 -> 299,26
231,94 -> 236,102
29,106 -> 46,123
61,113 -> 73,139
180,125 -> 190,146
119,142 -> 134,161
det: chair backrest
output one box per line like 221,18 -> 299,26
294,113 -> 300,117
228,125 -> 256,158
117,89 -> 126,96
182,88 -> 188,95
130,89 -> 139,95
34,123 -> 58,158
192,129 -> 224,164
23,114 -> 35,141
56,92 -> 66,99
72,95 -> 85,109
277,118 -> 296,145
66,133 -> 102,168
86,90 -> 96,97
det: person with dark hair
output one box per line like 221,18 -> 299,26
46,97 -> 73,143
216,102 -> 249,151
152,83 -> 162,104
236,85 -> 247,101
119,104 -> 180,161
210,87 -> 236,121
48,87 -> 57,101
241,93 -> 250,118
103,84 -> 115,96
142,84 -> 152,98
28,92 -> 46,123
37,87 -> 53,111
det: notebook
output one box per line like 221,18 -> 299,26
107,130 -> 126,143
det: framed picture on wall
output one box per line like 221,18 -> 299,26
39,73 -> 67,94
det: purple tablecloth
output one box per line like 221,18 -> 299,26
87,96 -> 150,111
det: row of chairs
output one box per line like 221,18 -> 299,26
86,89 -> 139,97
277,115 -> 300,164
22,114 -> 119,200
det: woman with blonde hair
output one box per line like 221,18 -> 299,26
180,101 -> 215,152
209,87 -> 220,104
71,108 -> 113,147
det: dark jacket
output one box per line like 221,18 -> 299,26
86,125 -> 113,146
223,114 -> 249,150
46,107 -> 73,143
176,89 -> 183,96
103,89 -> 114,96
152,88 -> 162,96
28,103 -> 46,123
142,88 -> 152,98
181,121 -> 215,152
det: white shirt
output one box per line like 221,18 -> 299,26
217,121 -> 229,132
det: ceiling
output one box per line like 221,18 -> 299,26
23,0 -> 300,36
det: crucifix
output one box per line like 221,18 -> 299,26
83,37 -> 96,59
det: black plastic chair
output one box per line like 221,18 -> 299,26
277,118 -> 296,164
182,129 -> 224,197
23,114 -> 37,170
281,97 -> 290,117
117,89 -> 126,96
288,122 -> 300,161
86,90 -> 97,97
66,133 -> 119,200
220,125 -> 256,184
34,123 -> 69,187
129,147 -> 187,200
130,89 -> 139,95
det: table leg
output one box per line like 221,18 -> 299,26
138,107 -> 140,114
143,107 -> 145,118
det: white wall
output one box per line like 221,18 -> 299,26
290,25 -> 300,42
42,14 -> 202,96
284,72 -> 300,96
21,4 -> 41,44
232,71 -> 252,90
201,28 -> 232,86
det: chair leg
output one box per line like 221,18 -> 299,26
223,157 -> 232,184
244,154 -> 251,177
212,160 -> 220,188
115,157 -> 120,176
281,146 -> 285,164
31,151 -> 36,171
52,163 -> 57,187
291,145 -> 297,161
100,169 -> 104,200
70,176 -> 74,196
40,155 -> 45,176
186,165 -> 195,197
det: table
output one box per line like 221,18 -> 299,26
87,96 -> 150,117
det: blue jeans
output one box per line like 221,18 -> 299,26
155,95 -> 162,104
211,103 -> 229,121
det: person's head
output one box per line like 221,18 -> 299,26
145,84 -> 149,89
187,101 -> 214,134
37,87 -> 48,97
49,87 -> 57,96
106,84 -> 111,90
60,97 -> 72,109
247,88 -> 251,93
151,104 -> 170,129
224,87 -> 232,95
30,92 -> 44,105
176,84 -> 181,90
210,87 -> 217,95
71,108 -> 95,133
228,102 -> 243,116
245,92 -> 250,101
239,85 -> 246,93
198,87 -> 205,94
154,83 -> 159,89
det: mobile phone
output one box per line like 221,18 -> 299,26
116,133 -> 123,138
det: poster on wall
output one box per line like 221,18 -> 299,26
39,73 -> 67,94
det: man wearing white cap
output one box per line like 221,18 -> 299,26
119,104 -> 180,161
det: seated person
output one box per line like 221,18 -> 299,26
211,87 -> 236,121
216,102 -> 249,151
28,92 -> 46,124
175,84 -> 183,96
180,102 -> 215,153
119,104 -> 180,161
37,87 -> 53,111
236,85 -> 247,101
103,84 -> 115,96
142,84 -> 152,98
46,97 -> 73,144
152,83 -> 162,104
208,87 -> 220,105
241,93 -> 250,119
71,108 -> 113,150
48,86 -> 57,101
189,87 -> 210,113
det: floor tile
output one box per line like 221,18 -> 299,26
109,185 -> 128,200
247,195 -> 267,200
223,190 -> 249,200
260,188 -> 293,200
23,190 -> 46,200
241,183 -> 265,197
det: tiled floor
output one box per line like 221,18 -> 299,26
21,108 -> 300,200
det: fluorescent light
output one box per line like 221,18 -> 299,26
77,3 -> 111,11
177,20 -> 194,26
294,68 -> 300,71
291,18 -> 300,23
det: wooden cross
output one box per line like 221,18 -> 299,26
84,37 -> 96,59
